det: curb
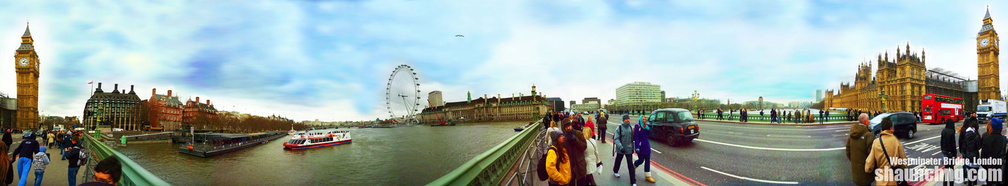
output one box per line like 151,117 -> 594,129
701,119 -> 858,126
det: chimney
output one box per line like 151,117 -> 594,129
152,88 -> 157,97
206,100 -> 210,105
196,97 -> 200,103
113,84 -> 119,94
168,90 -> 172,97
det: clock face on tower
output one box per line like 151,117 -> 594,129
18,57 -> 27,66
982,38 -> 990,47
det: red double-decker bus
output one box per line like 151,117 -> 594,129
921,94 -> 964,124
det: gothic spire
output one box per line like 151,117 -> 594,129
21,23 -> 30,38
986,5 -> 992,20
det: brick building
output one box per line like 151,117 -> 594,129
148,88 -> 183,131
183,96 -> 218,127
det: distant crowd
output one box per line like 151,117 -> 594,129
695,108 -> 832,124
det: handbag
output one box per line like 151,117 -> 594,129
879,137 -> 910,186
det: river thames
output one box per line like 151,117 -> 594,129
114,121 -> 528,185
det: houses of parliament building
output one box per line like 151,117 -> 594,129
825,8 -> 1001,113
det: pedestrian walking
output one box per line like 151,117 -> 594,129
939,119 -> 956,186
959,116 -> 982,186
770,109 -> 777,123
0,141 -> 9,185
825,110 -> 830,123
717,109 -> 723,121
31,146 -> 49,186
865,117 -> 907,186
981,118 -> 1006,185
582,130 -> 600,185
819,110 -> 825,124
846,113 -> 875,186
585,116 -> 597,142
46,132 -> 55,148
544,112 -> 555,130
12,133 -> 39,186
66,136 -> 84,186
795,110 -> 802,123
740,109 -> 747,122
3,129 -> 12,154
60,132 -> 72,160
562,121 -> 587,186
596,112 -> 608,143
546,130 -> 571,186
633,116 -> 656,183
612,115 -> 636,185
760,110 -> 764,121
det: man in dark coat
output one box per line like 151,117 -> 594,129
939,118 -> 957,186
562,120 -> 587,185
542,112 -> 554,130
981,118 -> 1006,185
846,113 -> 874,185
596,112 -> 608,143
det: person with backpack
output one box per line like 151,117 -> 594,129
12,132 -> 39,186
66,136 -> 85,186
31,146 -> 49,186
633,115 -> 656,183
545,130 -> 571,186
612,115 -> 636,186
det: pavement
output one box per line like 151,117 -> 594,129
596,113 -> 985,185
7,138 -> 90,186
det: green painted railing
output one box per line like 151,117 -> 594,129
428,121 -> 542,186
83,132 -> 172,186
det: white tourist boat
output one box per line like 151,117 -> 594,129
282,129 -> 352,150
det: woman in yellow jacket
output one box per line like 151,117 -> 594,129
547,130 -> 571,186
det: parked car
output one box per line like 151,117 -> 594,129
869,112 -> 918,138
647,108 -> 700,146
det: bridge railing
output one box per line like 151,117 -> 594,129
83,132 -> 172,186
428,120 -> 543,186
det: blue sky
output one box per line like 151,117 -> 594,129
0,1 -> 1004,121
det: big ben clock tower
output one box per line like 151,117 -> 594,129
979,7 -> 1003,100
14,24 -> 39,129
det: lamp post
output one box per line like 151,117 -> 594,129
878,90 -> 889,112
691,90 -> 700,112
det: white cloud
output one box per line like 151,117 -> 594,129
1,1 -> 1008,121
